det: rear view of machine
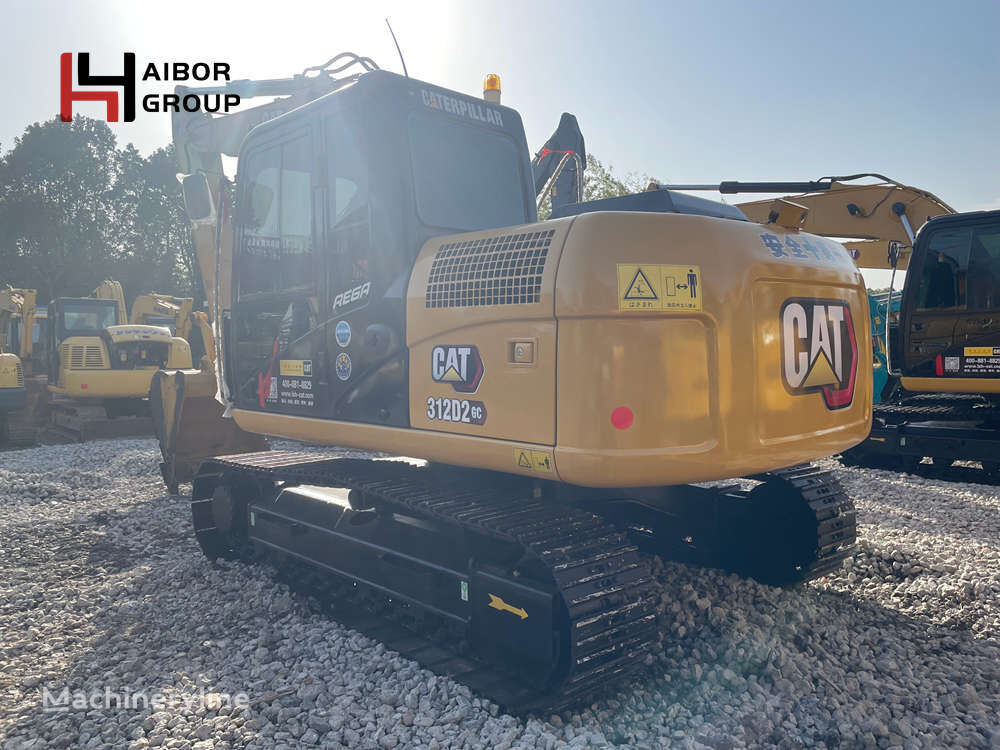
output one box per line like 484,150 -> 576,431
151,55 -> 871,709
679,176 -> 1000,479
46,280 -> 193,440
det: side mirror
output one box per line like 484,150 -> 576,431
181,173 -> 216,223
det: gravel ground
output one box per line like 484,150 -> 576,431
1,440 -> 999,749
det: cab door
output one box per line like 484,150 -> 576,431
319,108 -> 408,426
903,217 -> 1000,380
230,125 -> 327,416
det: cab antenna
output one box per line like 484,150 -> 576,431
385,18 -> 408,78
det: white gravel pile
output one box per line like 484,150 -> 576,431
1,442 -> 999,749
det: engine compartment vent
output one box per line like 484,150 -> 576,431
65,344 -> 105,370
425,229 -> 554,309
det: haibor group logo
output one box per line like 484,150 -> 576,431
60,53 -> 240,123
780,298 -> 858,410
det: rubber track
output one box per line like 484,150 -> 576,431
193,452 -> 661,712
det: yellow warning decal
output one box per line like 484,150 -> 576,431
488,594 -> 528,619
617,264 -> 702,312
513,448 -> 554,474
514,448 -> 533,469
530,451 -> 553,473
965,346 -> 999,357
279,359 -> 306,376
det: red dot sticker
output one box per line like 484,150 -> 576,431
611,406 -> 634,430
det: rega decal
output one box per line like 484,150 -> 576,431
780,299 -> 858,410
431,345 -> 485,393
332,281 -> 371,313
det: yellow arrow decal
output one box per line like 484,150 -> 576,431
487,593 -> 528,620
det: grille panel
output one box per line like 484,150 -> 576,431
425,229 -> 554,309
15,361 -> 23,388
64,344 -> 105,370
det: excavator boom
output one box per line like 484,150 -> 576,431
652,174 -> 955,270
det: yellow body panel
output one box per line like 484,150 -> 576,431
901,377 -> 1000,395
551,212 -> 871,486
235,212 -> 872,488
50,368 -> 162,398
0,353 -> 23,389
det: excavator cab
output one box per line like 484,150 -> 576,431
226,71 -> 535,425
897,210 -> 1000,392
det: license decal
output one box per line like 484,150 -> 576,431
426,397 -> 487,425
780,299 -> 858,410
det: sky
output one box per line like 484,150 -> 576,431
1,0 -> 998,287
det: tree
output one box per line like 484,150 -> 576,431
0,116 -> 121,302
0,116 -> 197,306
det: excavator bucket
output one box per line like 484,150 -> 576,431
149,365 -> 266,494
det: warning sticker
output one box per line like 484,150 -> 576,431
530,451 -> 554,473
513,448 -> 554,474
617,264 -> 702,312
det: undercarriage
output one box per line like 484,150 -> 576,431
191,451 -> 856,711
842,394 -> 1000,482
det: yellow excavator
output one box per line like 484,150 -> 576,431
151,54 -> 871,709
656,177 -> 1000,481
130,292 -> 214,366
0,290 -> 28,444
0,287 -> 51,444
46,280 -> 193,440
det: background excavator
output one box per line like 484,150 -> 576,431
0,287 -> 50,444
151,54 -> 870,709
0,290 -> 29,444
46,280 -> 193,440
654,177 -> 999,480
130,292 -> 214,366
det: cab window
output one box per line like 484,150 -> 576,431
408,111 -> 526,231
325,113 -> 371,290
916,222 -> 1000,311
239,133 -> 315,296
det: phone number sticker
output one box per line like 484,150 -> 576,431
426,397 -> 487,425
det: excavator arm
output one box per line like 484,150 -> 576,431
0,288 -> 38,367
650,174 -> 955,270
91,280 -> 128,324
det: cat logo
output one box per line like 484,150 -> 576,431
780,299 -> 858,410
431,345 -> 485,393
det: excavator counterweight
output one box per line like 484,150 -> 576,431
674,177 -> 999,480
